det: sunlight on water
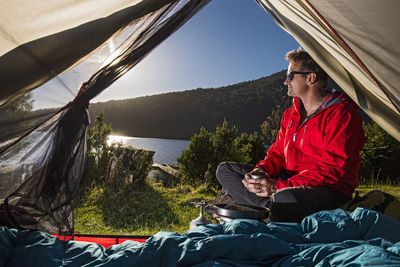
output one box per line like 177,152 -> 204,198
107,135 -> 189,164
107,135 -> 131,146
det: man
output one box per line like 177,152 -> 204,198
216,48 -> 365,222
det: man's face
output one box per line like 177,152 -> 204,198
284,61 -> 308,97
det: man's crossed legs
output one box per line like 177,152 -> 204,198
216,162 -> 350,222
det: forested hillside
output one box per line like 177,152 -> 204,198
89,70 -> 287,140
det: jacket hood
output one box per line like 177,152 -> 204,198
292,89 -> 358,118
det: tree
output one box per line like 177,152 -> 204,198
177,119 -> 265,187
207,120 -> 251,185
178,127 -> 213,185
83,112 -> 153,187
236,132 -> 266,164
260,95 -> 290,146
360,121 -> 400,184
0,93 -> 33,142
87,112 -> 112,175
88,71 -> 288,140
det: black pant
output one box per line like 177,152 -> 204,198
216,162 -> 350,222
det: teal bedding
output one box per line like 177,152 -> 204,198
1,207 -> 400,266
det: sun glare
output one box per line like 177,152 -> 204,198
107,135 -> 129,146
101,48 -> 123,69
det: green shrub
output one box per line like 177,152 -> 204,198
82,112 -> 153,187
109,145 -> 154,185
236,132 -> 266,165
178,127 -> 213,186
260,95 -> 291,146
360,121 -> 400,184
177,119 -> 265,187
0,92 -> 33,142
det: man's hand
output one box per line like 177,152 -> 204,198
242,168 -> 275,197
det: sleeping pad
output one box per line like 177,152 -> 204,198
1,207 -> 400,266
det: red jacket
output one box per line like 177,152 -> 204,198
257,92 -> 365,197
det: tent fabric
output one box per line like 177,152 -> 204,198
0,0 -> 399,235
52,233 -> 149,248
258,0 -> 400,141
0,0 -> 163,55
0,0 -> 210,234
1,208 -> 400,266
0,0 -> 175,106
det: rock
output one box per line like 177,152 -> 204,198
148,164 -> 181,186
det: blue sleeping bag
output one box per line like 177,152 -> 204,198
1,207 -> 400,266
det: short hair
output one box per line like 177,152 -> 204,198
285,48 -> 328,86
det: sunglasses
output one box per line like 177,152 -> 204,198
286,71 -> 312,81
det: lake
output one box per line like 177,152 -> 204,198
107,135 -> 190,164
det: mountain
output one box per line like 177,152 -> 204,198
89,70 -> 288,140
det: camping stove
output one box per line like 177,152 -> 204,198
190,201 -> 212,229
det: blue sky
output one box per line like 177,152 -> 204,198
91,0 -> 300,103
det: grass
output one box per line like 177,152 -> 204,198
74,182 -> 400,236
74,182 -> 218,235
356,184 -> 400,199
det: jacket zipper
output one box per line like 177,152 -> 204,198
293,124 -> 307,142
300,125 -> 307,147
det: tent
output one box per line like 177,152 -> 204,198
0,0 -> 399,236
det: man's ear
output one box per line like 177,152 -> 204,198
307,73 -> 317,84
